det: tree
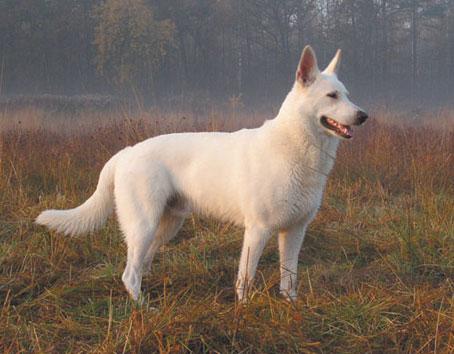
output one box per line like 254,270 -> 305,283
93,0 -> 175,93
1,0 -> 453,103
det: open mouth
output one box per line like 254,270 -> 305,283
320,116 -> 352,139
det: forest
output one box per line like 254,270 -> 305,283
1,0 -> 453,106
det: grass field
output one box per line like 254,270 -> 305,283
0,107 -> 453,353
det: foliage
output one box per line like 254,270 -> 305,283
1,0 -> 453,101
93,0 -> 175,91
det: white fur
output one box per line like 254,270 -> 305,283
36,46 -> 367,302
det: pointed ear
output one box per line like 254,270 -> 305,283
296,45 -> 319,86
324,49 -> 342,75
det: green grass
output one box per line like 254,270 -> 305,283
0,109 -> 453,353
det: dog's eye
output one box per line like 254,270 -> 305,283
327,92 -> 338,99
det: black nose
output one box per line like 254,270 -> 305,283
356,111 -> 368,125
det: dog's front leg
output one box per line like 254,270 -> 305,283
236,225 -> 273,302
278,222 -> 308,301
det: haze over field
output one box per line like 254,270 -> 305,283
1,0 -> 454,107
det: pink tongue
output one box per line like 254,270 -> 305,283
346,126 -> 353,136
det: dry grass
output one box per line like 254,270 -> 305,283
0,106 -> 453,353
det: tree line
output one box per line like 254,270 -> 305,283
1,0 -> 453,106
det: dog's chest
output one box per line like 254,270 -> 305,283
250,163 -> 328,230
283,167 -> 326,222
255,140 -> 337,229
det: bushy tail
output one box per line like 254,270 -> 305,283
36,152 -> 121,236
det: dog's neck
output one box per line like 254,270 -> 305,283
271,85 -> 340,166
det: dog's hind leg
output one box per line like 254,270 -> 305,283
236,225 -> 273,302
120,219 -> 159,301
115,168 -> 171,301
143,211 -> 186,272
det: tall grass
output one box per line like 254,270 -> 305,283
0,107 -> 453,353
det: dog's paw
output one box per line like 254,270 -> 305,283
280,290 -> 298,303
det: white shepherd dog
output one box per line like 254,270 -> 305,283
36,46 -> 368,302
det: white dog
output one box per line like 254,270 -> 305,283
36,46 -> 368,302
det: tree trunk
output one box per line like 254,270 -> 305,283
411,0 -> 418,97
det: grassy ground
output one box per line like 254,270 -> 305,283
0,108 -> 453,353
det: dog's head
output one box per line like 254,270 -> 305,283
295,46 -> 368,139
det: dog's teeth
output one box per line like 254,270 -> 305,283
325,117 -> 353,137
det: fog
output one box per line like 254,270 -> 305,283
1,0 -> 453,110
